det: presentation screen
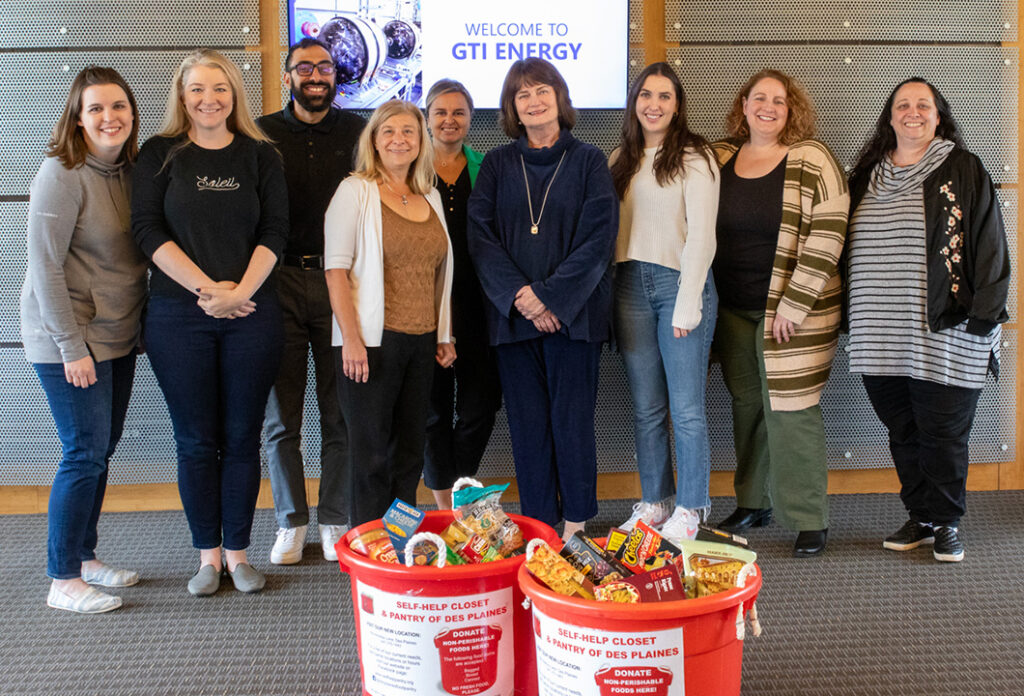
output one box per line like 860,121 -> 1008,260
288,0 -> 629,109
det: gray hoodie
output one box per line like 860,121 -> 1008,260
20,153 -> 147,364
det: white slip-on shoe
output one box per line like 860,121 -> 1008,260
47,582 -> 122,614
81,561 -> 139,588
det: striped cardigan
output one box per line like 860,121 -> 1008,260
714,139 -> 849,411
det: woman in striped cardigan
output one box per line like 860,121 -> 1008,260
711,70 -> 848,556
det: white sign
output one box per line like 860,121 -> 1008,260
533,606 -> 685,696
421,0 -> 628,108
354,581 -> 514,696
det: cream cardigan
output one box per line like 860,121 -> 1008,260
324,176 -> 453,347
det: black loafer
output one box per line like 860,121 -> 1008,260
794,529 -> 828,557
716,507 -> 772,533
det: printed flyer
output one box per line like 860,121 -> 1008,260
354,582 -> 514,696
532,607 -> 685,696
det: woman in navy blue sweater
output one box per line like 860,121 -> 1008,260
467,58 -> 618,540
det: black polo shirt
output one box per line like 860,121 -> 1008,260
258,104 -> 366,256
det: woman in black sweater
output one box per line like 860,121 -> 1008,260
132,49 -> 288,596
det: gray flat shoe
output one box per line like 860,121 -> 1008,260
228,563 -> 265,593
187,565 -> 222,596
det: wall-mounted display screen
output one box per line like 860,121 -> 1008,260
288,0 -> 628,109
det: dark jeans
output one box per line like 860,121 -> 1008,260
145,295 -> 283,550
862,375 -> 982,525
263,266 -> 348,528
336,330 -> 436,527
423,333 -> 502,490
496,334 -> 601,527
34,353 -> 136,579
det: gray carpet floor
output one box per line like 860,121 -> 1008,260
2,492 -> 1024,695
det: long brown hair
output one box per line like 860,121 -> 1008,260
610,62 -> 713,200
724,69 -> 816,145
47,66 -> 140,168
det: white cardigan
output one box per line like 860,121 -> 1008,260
324,176 -> 453,347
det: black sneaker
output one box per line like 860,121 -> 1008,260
932,525 -> 964,562
883,520 -> 935,551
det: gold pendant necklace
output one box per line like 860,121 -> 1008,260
521,151 -> 566,236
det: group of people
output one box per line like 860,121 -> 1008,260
21,39 -> 1008,615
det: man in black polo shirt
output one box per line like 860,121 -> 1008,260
258,38 -> 366,564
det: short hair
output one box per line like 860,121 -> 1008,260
47,66 -> 140,168
157,49 -> 269,145
353,100 -> 434,195
724,69 -> 816,145
498,58 -> 576,139
425,78 -> 474,115
285,38 -> 331,70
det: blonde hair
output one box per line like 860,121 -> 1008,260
354,100 -> 434,195
724,69 -> 816,146
158,49 -> 270,145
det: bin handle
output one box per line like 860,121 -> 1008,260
451,476 -> 484,508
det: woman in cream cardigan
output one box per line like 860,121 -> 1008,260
711,70 -> 848,556
324,99 -> 454,526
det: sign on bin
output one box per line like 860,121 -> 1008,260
354,582 -> 513,696
532,607 -> 684,696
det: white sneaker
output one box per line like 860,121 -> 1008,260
621,499 -> 672,532
320,524 -> 349,561
270,525 -> 306,565
660,507 -> 700,542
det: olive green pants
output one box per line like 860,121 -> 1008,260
713,306 -> 829,531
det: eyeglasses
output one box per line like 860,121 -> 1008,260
289,61 -> 336,77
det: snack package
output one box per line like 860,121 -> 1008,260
349,523 -> 399,564
451,478 -> 524,557
560,532 -> 632,585
695,523 -> 750,549
677,539 -> 757,598
604,527 -> 629,555
404,531 -> 447,568
439,519 -> 500,564
594,565 -> 686,604
524,539 -> 596,600
383,498 -> 424,553
613,520 -> 685,575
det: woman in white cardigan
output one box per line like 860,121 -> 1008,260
324,99 -> 454,526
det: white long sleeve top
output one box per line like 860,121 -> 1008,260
615,146 -> 719,330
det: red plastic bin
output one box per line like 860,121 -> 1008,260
519,561 -> 761,696
337,511 -> 560,696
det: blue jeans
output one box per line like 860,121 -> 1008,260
614,261 -> 718,511
145,295 -> 283,550
34,353 -> 136,579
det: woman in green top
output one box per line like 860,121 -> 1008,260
422,79 -> 502,509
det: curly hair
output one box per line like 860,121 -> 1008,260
724,69 -> 816,145
849,77 -> 965,186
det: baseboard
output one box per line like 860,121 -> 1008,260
0,463 -> 1004,515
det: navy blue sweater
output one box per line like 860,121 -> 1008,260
467,130 -> 618,345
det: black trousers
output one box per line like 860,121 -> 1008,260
862,375 -> 982,525
336,330 -> 436,527
423,334 -> 502,491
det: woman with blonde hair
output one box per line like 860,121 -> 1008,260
324,99 -> 455,526
132,49 -> 288,595
711,69 -> 848,556
22,66 -> 146,613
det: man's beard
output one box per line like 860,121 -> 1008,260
292,80 -> 334,113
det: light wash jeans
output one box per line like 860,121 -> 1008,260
614,261 -> 718,511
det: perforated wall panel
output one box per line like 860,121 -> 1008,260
0,203 -> 29,343
999,190 -> 1019,321
0,51 -> 264,196
665,0 -> 1016,42
628,47 -> 646,87
629,0 -> 645,42
666,45 -> 1018,183
1,1 -> 260,48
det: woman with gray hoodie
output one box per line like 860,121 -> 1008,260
20,66 -> 147,614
